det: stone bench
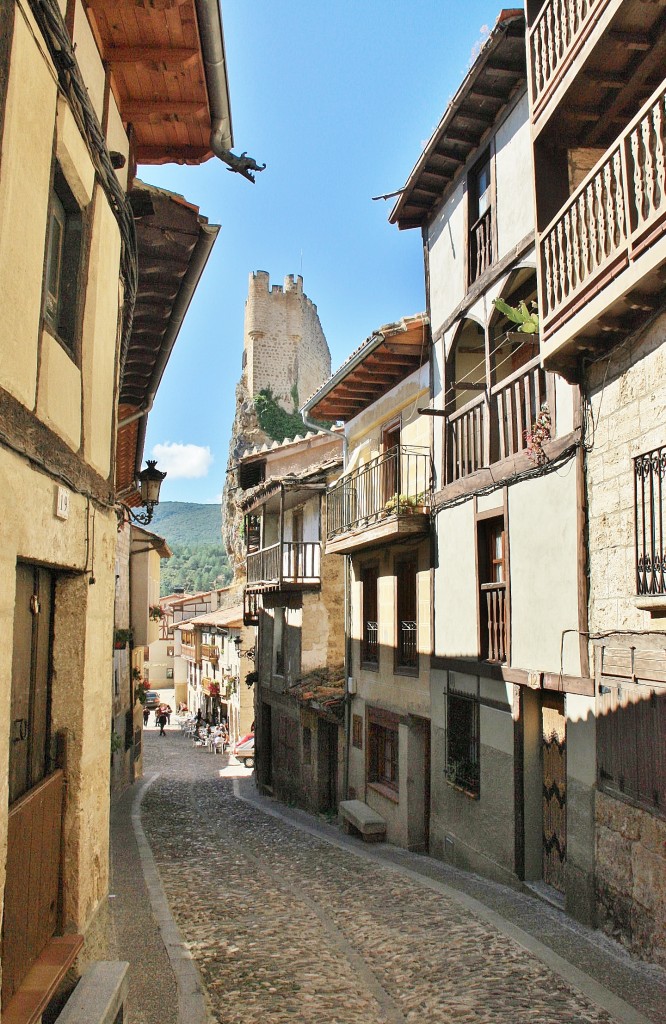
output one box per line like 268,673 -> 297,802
339,799 -> 386,842
55,961 -> 129,1024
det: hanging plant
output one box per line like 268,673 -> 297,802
114,628 -> 133,649
209,682 -> 220,697
492,297 -> 540,334
525,403 -> 551,465
149,605 -> 163,621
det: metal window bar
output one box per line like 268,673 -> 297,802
398,619 -> 418,669
363,620 -> 378,664
635,446 -> 666,595
446,692 -> 480,796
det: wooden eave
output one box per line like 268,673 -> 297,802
115,182 -> 219,498
85,0 -> 231,165
536,1 -> 666,149
305,316 -> 429,423
390,9 -> 526,231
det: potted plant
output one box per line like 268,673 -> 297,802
114,628 -> 133,649
383,493 -> 416,515
149,604 -> 163,621
135,681 -> 148,706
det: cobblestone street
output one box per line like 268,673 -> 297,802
110,725 -> 666,1024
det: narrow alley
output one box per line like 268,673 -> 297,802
108,724 -> 666,1024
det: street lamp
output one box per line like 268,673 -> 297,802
116,460 -> 166,528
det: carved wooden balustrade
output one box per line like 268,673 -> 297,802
481,582 -> 507,662
540,84 -> 666,336
529,0 -> 599,116
448,357 -> 548,481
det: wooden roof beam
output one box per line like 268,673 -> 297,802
484,61 -> 523,78
123,101 -> 206,121
608,30 -> 651,51
106,46 -> 198,67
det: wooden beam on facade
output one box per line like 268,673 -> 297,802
123,101 -> 206,120
106,46 -> 198,66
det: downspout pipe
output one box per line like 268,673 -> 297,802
194,0 -> 265,181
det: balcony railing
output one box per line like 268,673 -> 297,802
201,644 -> 219,661
635,446 -> 666,596
362,620 -> 378,665
448,357 -> 547,481
529,0 -> 601,115
181,643 -> 196,659
481,582 -> 507,662
246,541 -> 321,589
327,445 -> 431,540
540,83 -> 666,336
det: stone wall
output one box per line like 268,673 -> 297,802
585,310 -> 666,962
595,791 -> 666,967
245,271 -> 330,412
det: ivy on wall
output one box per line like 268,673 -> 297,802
254,387 -> 308,443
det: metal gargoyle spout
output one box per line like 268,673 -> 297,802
211,128 -> 266,182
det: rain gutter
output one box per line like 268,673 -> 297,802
194,0 -> 233,152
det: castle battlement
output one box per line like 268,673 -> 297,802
248,271 -> 316,310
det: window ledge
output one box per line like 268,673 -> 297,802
368,782 -> 399,804
445,778 -> 480,800
634,595 -> 666,617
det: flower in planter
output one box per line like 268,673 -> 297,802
114,628 -> 133,649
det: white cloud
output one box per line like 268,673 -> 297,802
151,442 -> 214,480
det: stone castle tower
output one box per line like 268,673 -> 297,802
222,272 -> 332,576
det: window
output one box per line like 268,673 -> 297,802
635,445 -> 666,595
240,460 -> 266,490
395,555 -> 417,671
166,646 -> 174,657
44,164 -> 84,353
478,515 -> 508,662
166,667 -> 174,680
446,678 -> 480,797
468,151 -> 493,284
352,714 -> 363,749
361,564 -> 378,666
368,709 -> 399,792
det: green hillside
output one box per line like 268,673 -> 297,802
149,503 -> 233,596
150,501 -> 223,545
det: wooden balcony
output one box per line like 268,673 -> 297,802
245,541 -> 321,593
201,644 -> 219,662
529,0 -> 612,127
325,446 -> 431,555
180,643 -> 196,660
538,81 -> 666,373
448,358 -> 551,482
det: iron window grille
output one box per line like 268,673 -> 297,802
635,446 -> 666,595
446,684 -> 480,798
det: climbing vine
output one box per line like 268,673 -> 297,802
254,387 -> 309,443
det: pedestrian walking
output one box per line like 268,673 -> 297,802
157,710 -> 167,737
143,707 -> 150,726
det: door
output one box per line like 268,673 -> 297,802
542,694 -> 566,892
318,720 -> 338,813
382,421 -> 401,505
3,564 -> 61,1005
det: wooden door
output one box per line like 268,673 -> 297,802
382,422 -> 401,504
9,565 -> 54,804
542,694 -> 566,892
3,564 -> 60,1004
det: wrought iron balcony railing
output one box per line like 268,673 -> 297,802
246,540 -> 321,589
326,445 -> 431,540
539,82 -> 666,339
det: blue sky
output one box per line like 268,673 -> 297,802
141,1 -> 509,503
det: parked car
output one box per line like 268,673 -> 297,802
233,733 -> 255,769
144,690 -> 161,709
